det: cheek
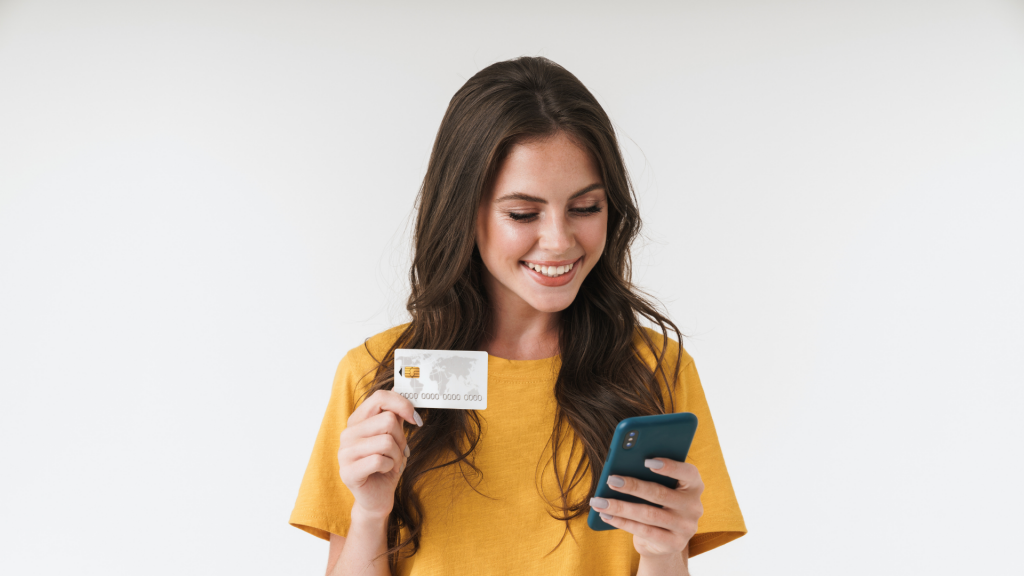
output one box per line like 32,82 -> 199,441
479,215 -> 534,262
579,215 -> 608,255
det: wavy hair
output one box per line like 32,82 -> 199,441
357,56 -> 684,570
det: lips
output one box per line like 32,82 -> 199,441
519,256 -> 582,287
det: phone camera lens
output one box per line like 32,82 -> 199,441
622,430 -> 639,449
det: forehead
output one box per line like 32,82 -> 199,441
487,132 -> 602,200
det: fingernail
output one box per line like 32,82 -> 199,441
404,445 -> 410,457
589,497 -> 608,509
644,458 -> 664,470
413,411 -> 423,427
608,475 -> 625,488
599,513 -> 613,521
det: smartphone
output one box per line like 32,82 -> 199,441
587,412 -> 698,531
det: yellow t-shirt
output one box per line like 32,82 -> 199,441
289,324 -> 746,574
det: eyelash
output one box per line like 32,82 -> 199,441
507,205 -> 603,222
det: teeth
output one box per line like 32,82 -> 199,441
525,262 -> 575,277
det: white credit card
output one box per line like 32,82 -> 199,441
393,349 -> 488,409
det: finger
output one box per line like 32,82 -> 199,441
604,473 -> 680,507
340,453 -> 400,487
339,433 -> 406,468
342,411 -> 410,455
590,496 -> 674,530
348,389 -> 422,428
644,459 -> 704,493
595,511 -> 682,548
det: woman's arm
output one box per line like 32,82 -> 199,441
591,457 -> 703,576
636,547 -> 689,576
327,390 -> 421,576
325,508 -> 391,576
326,534 -> 346,575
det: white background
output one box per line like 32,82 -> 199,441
1,1 -> 1022,574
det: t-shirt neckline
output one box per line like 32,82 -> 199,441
485,352 -> 560,381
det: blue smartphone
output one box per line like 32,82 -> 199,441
587,412 -> 699,531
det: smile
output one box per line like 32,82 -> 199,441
524,261 -> 574,277
519,257 -> 582,287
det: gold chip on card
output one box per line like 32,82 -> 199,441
401,366 -> 420,378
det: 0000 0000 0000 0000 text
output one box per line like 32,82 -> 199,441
396,393 -> 483,402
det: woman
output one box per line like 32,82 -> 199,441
290,56 -> 746,576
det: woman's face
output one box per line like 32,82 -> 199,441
475,131 -> 608,315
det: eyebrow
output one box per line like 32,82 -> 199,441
494,183 -> 605,204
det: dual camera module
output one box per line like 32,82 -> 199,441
621,429 -> 638,450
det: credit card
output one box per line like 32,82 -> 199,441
393,349 -> 488,409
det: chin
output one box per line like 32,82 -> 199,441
524,291 -> 579,313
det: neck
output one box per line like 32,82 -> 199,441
481,273 -> 561,361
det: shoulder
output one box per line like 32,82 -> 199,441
632,325 -> 694,373
343,322 -> 411,365
332,322 -> 411,393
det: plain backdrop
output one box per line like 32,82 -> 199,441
1,0 -> 1022,574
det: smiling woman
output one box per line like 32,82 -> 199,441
475,131 -> 608,317
289,56 -> 746,576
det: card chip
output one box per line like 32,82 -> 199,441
403,367 -> 420,378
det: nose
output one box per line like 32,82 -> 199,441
538,211 -> 575,256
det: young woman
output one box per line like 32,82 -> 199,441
290,56 -> 746,576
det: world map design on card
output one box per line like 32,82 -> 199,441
393,349 -> 488,409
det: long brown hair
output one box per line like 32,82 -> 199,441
358,56 -> 684,569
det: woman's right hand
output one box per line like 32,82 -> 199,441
337,390 -> 423,520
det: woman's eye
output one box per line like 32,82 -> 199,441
571,205 -> 603,216
507,205 -> 601,222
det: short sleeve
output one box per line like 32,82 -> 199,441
675,355 -> 747,556
635,327 -> 747,556
289,347 -> 374,541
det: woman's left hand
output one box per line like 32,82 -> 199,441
589,457 -> 704,559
